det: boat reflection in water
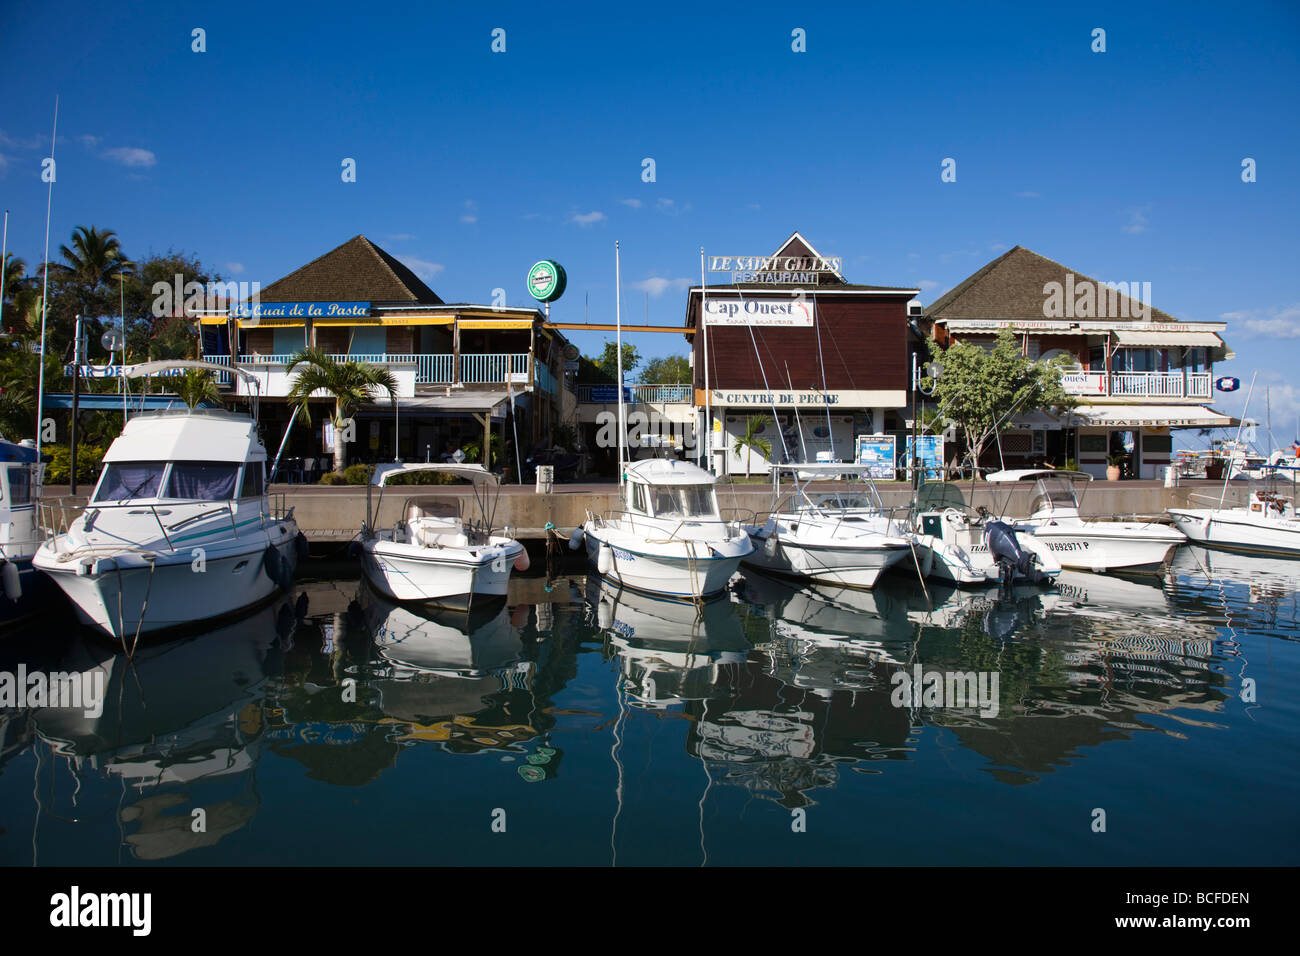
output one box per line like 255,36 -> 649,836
24,592 -> 306,862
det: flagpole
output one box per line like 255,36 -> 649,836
35,95 -> 58,457
701,247 -> 710,474
616,241 -> 626,488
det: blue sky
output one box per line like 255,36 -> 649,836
2,0 -> 1297,440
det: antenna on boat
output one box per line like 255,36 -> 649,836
615,241 -> 626,488
814,300 -> 835,460
1220,370 -> 1258,509
700,247 -> 711,474
34,95 -> 58,460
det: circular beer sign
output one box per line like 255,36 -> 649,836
527,260 -> 566,302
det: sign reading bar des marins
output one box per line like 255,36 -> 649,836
703,297 -> 815,327
232,301 -> 370,319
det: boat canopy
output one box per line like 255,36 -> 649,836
371,462 -> 501,486
102,409 -> 265,464
125,359 -> 261,388
984,469 -> 1092,483
625,458 -> 715,486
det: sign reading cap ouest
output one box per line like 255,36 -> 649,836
528,260 -> 567,302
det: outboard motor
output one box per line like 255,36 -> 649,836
983,520 -> 1050,590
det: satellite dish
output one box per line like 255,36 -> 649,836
101,328 -> 125,352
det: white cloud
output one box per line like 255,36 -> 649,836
1222,303 -> 1300,338
0,130 -> 42,150
916,279 -> 940,291
103,146 -> 156,167
460,200 -> 478,224
1122,204 -> 1151,235
567,210 -> 606,227
398,257 -> 445,281
630,276 -> 691,297
225,262 -> 245,275
78,134 -> 101,149
385,233 -> 417,241
655,198 -> 691,215
619,198 -> 642,208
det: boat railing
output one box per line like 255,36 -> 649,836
38,496 -> 89,538
41,494 -> 290,555
593,508 -> 749,541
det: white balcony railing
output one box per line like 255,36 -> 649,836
1061,370 -> 1211,400
227,352 -> 529,387
575,384 -> 693,404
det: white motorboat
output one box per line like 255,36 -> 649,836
34,384 -> 306,640
356,462 -> 527,610
0,435 -> 54,626
1167,478 -> 1300,556
909,481 -> 1061,585
986,469 -> 1185,574
576,458 -> 752,600
743,463 -> 913,589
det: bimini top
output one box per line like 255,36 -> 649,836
984,469 -> 1092,483
625,458 -> 715,486
371,462 -> 501,486
103,409 -> 264,464
0,437 -> 38,463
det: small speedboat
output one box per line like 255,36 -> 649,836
0,436 -> 55,627
986,469 -> 1185,574
34,388 -> 306,640
576,458 -> 752,600
1168,478 -> 1300,556
356,462 -> 527,610
743,463 -> 913,589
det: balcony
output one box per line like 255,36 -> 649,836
1061,370 -> 1211,400
203,352 -> 559,398
575,384 -> 694,404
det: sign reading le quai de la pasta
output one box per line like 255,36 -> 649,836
232,301 -> 370,319
703,297 -> 815,326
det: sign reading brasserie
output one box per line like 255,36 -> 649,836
232,301 -> 370,319
708,255 -> 842,285
703,297 -> 815,327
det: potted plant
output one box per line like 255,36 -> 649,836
1106,453 -> 1126,481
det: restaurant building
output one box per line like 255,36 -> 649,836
684,232 -> 920,475
925,246 -> 1234,479
200,235 -> 574,471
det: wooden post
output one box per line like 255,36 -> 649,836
474,412 -> 490,467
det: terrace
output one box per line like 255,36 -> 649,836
1061,370 -> 1212,400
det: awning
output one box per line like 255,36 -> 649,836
1066,404 -> 1233,428
1112,329 -> 1225,348
314,317 -> 382,327
1010,409 -> 1062,430
379,314 -> 455,326
236,317 -> 306,328
360,391 -> 520,419
458,319 -> 533,330
199,315 -> 229,326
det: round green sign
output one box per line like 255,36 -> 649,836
527,260 -> 567,302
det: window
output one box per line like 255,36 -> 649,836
1088,347 -> 1105,372
240,462 -> 264,498
6,467 -> 32,505
629,482 -> 648,514
166,462 -> 240,501
95,462 -> 167,502
650,485 -> 716,518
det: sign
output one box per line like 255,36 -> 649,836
563,360 -> 579,371
64,364 -> 185,378
711,389 -> 907,408
703,297 -> 814,327
562,343 -> 580,361
232,301 -> 369,319
1061,370 -> 1106,395
904,435 -> 945,481
708,255 -> 842,285
587,385 -> 632,403
527,260 -> 566,302
855,434 -> 896,480
1215,376 -> 1241,392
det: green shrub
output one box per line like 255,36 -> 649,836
343,463 -> 375,485
386,470 -> 456,486
44,444 -> 106,485
317,472 -> 348,485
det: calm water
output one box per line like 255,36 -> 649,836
2,548 -> 1297,867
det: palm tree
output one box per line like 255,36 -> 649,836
2,253 -> 26,307
49,226 -> 134,324
733,415 -> 773,476
285,348 -> 397,474
173,369 -> 220,409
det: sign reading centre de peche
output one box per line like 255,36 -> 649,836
703,297 -> 815,326
708,255 -> 841,285
232,301 -> 370,319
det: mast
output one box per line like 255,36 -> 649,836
35,95 -> 58,458
701,247 -> 711,474
615,241 -> 626,488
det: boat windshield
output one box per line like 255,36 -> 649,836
95,462 -> 167,502
808,490 -> 882,512
166,462 -> 241,501
1031,475 -> 1081,514
649,484 -> 718,519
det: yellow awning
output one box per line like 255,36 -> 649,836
314,317 -> 382,327
380,315 -> 455,326
458,318 -> 533,330
236,317 -> 306,328
199,315 -> 228,326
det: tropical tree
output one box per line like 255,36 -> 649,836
925,328 -> 1076,474
172,369 -> 220,409
2,254 -> 26,310
733,415 -> 773,476
641,354 -> 691,385
285,348 -> 397,474
593,341 -> 639,380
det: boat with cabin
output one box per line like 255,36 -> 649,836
1167,474 -> 1300,556
0,436 -> 54,626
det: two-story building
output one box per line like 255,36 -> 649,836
684,232 -> 919,475
200,235 -> 574,469
925,246 -> 1234,479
